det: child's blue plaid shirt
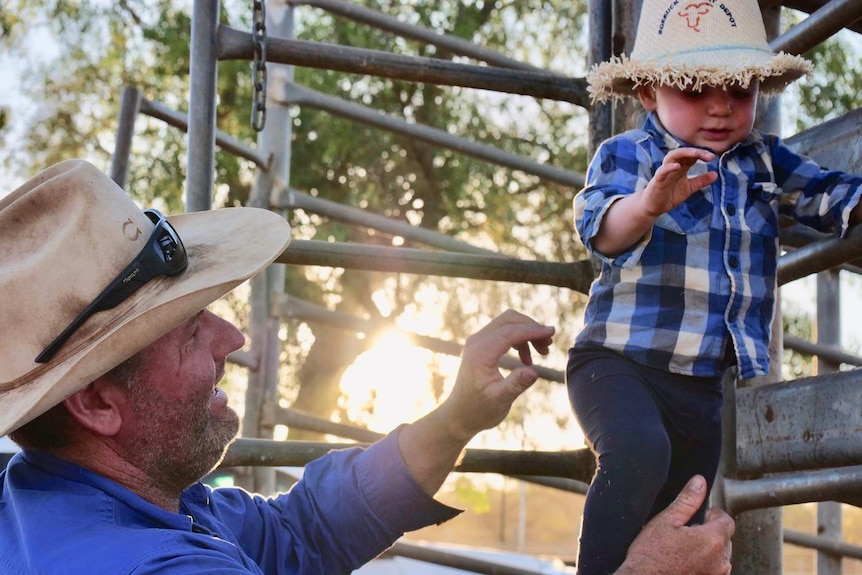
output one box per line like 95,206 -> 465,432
575,113 -> 862,379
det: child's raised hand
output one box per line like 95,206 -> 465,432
640,148 -> 717,217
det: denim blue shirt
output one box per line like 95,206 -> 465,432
0,430 -> 459,574
575,113 -> 862,379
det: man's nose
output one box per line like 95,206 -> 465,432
203,309 -> 246,357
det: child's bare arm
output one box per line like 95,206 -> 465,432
593,148 -> 717,256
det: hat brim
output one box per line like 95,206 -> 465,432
0,207 -> 291,436
587,50 -> 813,104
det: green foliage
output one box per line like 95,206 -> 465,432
794,33 -> 862,132
782,299 -> 815,380
451,474 -> 493,515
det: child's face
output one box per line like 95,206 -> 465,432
637,83 -> 759,154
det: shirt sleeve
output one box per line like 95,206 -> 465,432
770,135 -> 862,237
205,428 -> 462,575
574,134 -> 655,268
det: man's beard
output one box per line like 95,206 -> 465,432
128,385 -> 241,495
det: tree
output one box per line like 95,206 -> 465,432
1,1 -> 859,450
1,0 -> 590,446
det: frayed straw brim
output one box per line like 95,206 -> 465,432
587,50 -> 812,104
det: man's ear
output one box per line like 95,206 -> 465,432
62,378 -> 125,437
637,85 -> 658,111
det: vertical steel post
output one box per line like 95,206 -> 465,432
244,0 -> 294,494
611,0 -> 643,134
730,7 -> 784,574
110,87 -> 142,188
587,0 -> 612,158
186,0 -> 220,213
816,269 -> 842,575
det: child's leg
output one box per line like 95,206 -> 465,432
567,349 -> 673,575
649,424 -> 722,524
647,377 -> 724,523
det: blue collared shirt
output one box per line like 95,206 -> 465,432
0,430 -> 459,574
574,113 -> 862,379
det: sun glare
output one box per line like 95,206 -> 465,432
340,329 -> 445,433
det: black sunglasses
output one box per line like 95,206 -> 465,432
35,209 -> 188,364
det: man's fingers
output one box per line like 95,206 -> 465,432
472,310 -> 554,359
659,475 -> 708,528
509,366 -> 540,394
705,507 -> 736,539
513,335 -> 553,365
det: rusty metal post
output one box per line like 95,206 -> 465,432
816,269 -> 842,574
730,7 -> 784,574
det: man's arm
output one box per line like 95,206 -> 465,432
616,475 -> 735,575
397,310 -> 554,495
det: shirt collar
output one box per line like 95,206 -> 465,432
18,449 -> 203,531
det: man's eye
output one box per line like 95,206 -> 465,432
682,90 -> 703,99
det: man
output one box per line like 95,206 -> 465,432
0,160 -> 734,574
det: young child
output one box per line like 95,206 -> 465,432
569,1 -> 862,574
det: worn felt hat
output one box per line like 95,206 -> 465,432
0,159 -> 291,436
587,0 -> 813,103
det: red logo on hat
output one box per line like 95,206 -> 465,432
678,2 -> 712,31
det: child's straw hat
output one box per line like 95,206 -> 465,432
587,0 -> 813,103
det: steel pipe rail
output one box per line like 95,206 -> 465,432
294,0 -> 546,72
275,83 -> 585,188
722,465 -> 862,516
785,0 -> 862,34
265,409 -> 589,494
138,97 -> 271,168
226,349 -> 259,370
218,26 -> 590,108
783,334 -> 862,367
272,295 -> 565,383
388,541 -> 552,575
784,529 -> 862,560
770,0 -> 862,56
736,368 -> 862,474
510,475 -> 590,496
268,406 -> 385,443
221,438 -> 596,481
276,187 -> 497,255
781,226 -> 862,275
778,224 -> 862,285
276,239 -> 595,294
760,1 -> 862,34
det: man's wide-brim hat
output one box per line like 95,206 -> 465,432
0,160 -> 291,437
587,0 -> 813,103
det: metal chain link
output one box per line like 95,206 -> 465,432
251,0 -> 268,132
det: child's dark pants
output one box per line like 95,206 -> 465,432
567,347 -> 725,575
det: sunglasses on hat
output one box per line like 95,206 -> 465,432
35,209 -> 188,363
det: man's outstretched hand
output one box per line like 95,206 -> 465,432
398,310 -> 554,495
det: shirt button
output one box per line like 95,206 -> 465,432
727,204 -> 736,216
729,255 -> 739,268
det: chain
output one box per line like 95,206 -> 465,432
251,0 -> 268,132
